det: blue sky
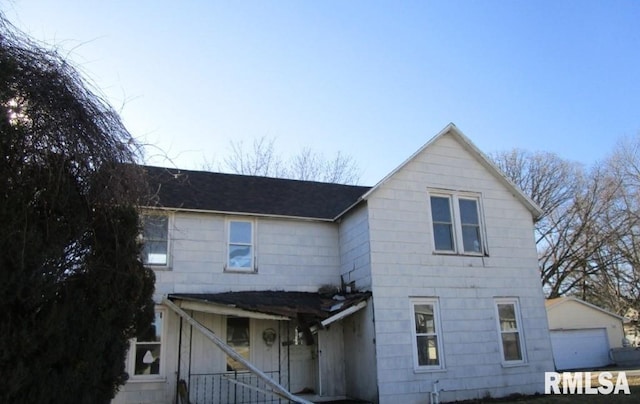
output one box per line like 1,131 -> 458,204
5,1 -> 640,185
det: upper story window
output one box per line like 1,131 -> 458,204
227,219 -> 254,271
429,190 -> 485,255
495,298 -> 526,365
141,214 -> 169,266
410,298 -> 445,371
129,309 -> 165,378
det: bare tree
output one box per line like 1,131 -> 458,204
216,136 -> 362,184
489,150 -> 618,298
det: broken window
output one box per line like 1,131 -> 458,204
226,317 -> 250,371
131,310 -> 164,377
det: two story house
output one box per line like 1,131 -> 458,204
113,124 -> 554,404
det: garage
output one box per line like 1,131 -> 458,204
549,328 -> 610,370
546,297 -> 624,371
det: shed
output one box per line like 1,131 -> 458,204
545,297 -> 624,370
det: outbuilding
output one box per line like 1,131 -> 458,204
545,297 -> 625,370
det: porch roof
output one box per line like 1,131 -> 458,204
168,290 -> 371,325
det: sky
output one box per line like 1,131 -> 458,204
4,1 -> 640,185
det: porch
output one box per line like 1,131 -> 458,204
167,291 -> 374,404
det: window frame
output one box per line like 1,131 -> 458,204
428,190 -> 487,256
225,317 -> 252,371
225,218 -> 256,272
494,298 -> 527,366
140,212 -> 171,268
410,297 -> 445,372
128,307 -> 167,381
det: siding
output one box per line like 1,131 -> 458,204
339,204 -> 372,291
367,133 -> 554,403
155,214 -> 343,298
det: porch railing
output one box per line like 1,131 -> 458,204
188,370 -> 285,404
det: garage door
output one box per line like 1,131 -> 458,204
550,328 -> 611,370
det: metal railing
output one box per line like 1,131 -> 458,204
188,370 -> 285,404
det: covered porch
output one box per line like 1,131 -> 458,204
166,290 -> 371,403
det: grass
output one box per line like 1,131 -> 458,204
455,373 -> 640,404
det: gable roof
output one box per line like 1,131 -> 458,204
143,165 -> 371,220
359,123 -> 544,219
545,297 -> 625,320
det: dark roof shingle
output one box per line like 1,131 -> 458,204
143,165 -> 370,220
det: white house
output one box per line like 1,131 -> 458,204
112,124 -> 554,404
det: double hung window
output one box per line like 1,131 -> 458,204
410,298 -> 444,370
429,191 -> 485,255
130,310 -> 164,377
141,214 -> 169,266
495,298 -> 526,364
227,220 -> 254,271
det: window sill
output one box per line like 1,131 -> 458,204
433,251 -> 488,257
413,366 -> 446,373
501,361 -> 528,368
146,265 -> 172,271
127,376 -> 166,383
224,268 -> 258,274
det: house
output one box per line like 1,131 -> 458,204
545,297 -> 625,370
112,124 -> 554,404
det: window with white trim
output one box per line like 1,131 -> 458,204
130,309 -> 165,377
495,298 -> 526,363
410,298 -> 444,370
141,214 -> 169,266
429,191 -> 485,255
227,219 -> 254,271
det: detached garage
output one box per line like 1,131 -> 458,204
546,297 -> 625,370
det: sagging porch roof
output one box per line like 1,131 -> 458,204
168,291 -> 371,327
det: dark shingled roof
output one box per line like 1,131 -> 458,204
143,165 -> 370,220
169,291 -> 372,322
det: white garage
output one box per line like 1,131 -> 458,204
549,328 -> 610,370
546,297 -> 625,371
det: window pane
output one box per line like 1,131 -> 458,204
414,304 -> 435,334
498,304 -> 517,331
143,241 -> 168,265
433,224 -> 454,251
144,216 -> 168,239
462,225 -> 482,253
430,196 -> 452,222
227,318 -> 250,371
416,335 -> 439,366
230,221 -> 252,244
137,311 -> 163,342
502,332 -> 523,361
142,215 -> 168,265
134,343 -> 161,375
229,245 -> 252,268
459,199 -> 479,225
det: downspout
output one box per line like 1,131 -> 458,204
163,298 -> 313,404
